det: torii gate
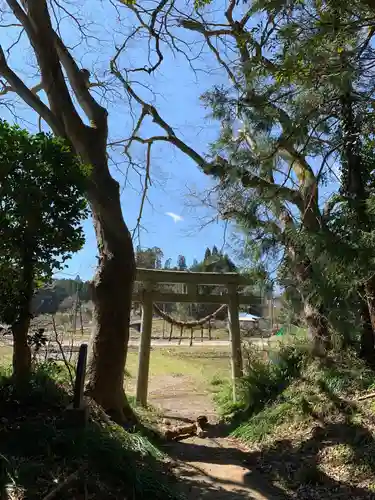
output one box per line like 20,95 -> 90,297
132,268 -> 255,406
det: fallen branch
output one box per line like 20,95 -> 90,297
357,391 -> 375,401
42,468 -> 83,500
162,415 -> 208,440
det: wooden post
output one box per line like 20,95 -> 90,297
136,282 -> 153,406
162,304 -> 166,339
73,343 -> 88,409
228,284 -> 243,401
65,342 -> 89,428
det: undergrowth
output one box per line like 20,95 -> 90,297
213,339 -> 309,419
214,340 -> 375,443
212,339 -> 375,498
0,362 -> 181,500
233,347 -> 375,444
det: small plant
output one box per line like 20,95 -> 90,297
211,374 -> 224,386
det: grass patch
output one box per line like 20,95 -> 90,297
0,344 -> 12,364
219,340 -> 375,498
125,346 -> 231,393
0,362 -> 181,500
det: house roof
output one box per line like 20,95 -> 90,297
238,313 -> 260,322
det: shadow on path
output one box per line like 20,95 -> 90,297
162,406 -> 375,500
162,425 -> 291,500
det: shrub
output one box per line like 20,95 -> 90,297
215,339 -> 309,418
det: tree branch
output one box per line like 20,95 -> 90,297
0,45 -> 64,135
120,0 -> 169,74
53,34 -> 108,129
8,0 -> 84,140
178,13 -> 316,189
6,0 -> 35,40
111,61 -> 303,210
132,142 -> 152,242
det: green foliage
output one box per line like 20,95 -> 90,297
177,254 -> 187,271
194,0 -> 211,10
215,340 -> 309,418
0,363 -> 181,499
32,277 -> 92,315
190,246 -> 238,319
136,246 -> 164,269
223,344 -> 375,445
197,0 -> 375,350
0,121 -> 88,326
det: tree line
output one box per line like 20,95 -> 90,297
32,246 -> 264,319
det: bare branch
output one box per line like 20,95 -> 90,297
110,57 -> 303,209
0,45 -> 63,135
0,79 -> 43,97
132,142 -> 152,241
120,0 -> 169,74
8,0 -> 83,136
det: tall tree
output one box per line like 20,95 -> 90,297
119,0 -> 375,355
136,246 -> 164,269
119,0 -> 332,348
260,0 -> 375,358
164,258 -> 172,269
0,0 -> 136,422
204,248 -> 211,261
177,255 -> 187,271
0,121 -> 88,383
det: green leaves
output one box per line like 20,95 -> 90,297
0,120 -> 88,326
193,0 -> 212,9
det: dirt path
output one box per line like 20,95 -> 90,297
147,374 -> 290,500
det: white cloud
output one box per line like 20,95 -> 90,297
165,212 -> 184,223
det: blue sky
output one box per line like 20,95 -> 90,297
0,1 -> 233,281
0,0 -> 339,283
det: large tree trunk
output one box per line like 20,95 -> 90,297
84,158 -> 136,425
0,0 -> 137,423
12,320 -> 31,385
280,207 -> 332,351
303,300 -> 331,354
359,290 -> 375,366
339,88 -> 375,358
365,277 -> 375,331
12,242 -> 33,386
360,278 -> 375,365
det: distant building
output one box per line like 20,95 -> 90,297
238,312 -> 260,331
